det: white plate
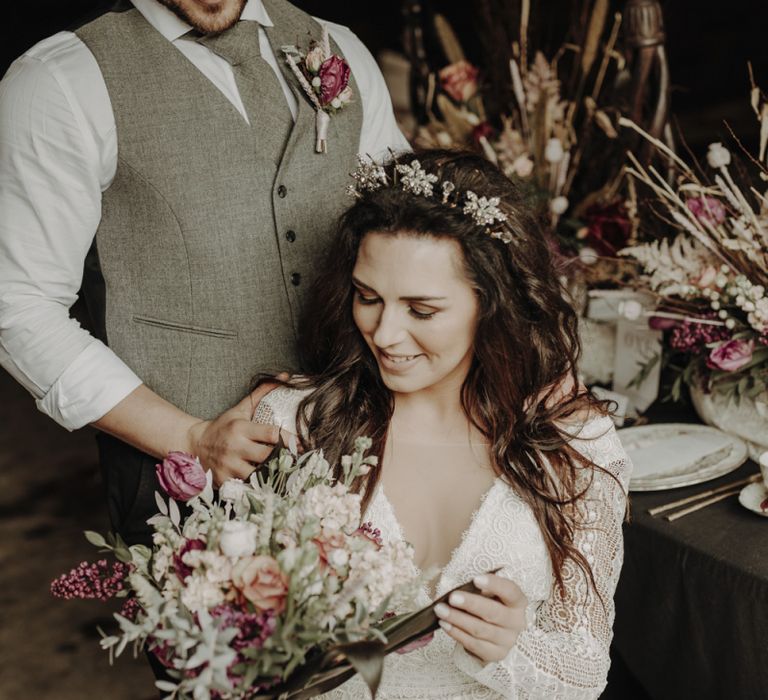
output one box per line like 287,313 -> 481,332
738,482 -> 768,517
617,423 -> 748,492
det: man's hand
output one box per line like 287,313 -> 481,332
187,379 -> 289,486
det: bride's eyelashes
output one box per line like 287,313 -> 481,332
354,291 -> 437,320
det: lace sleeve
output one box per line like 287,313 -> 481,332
252,385 -> 313,436
454,418 -> 632,699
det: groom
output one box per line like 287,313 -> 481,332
0,0 -> 408,545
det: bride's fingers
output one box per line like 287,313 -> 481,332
434,603 -> 511,647
474,573 -> 527,609
447,591 -> 515,629
437,618 -> 506,662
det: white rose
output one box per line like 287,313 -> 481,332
436,131 -> 453,147
579,246 -> 599,266
328,548 -> 349,568
219,478 -> 247,503
544,137 -> 564,163
707,142 -> 731,169
550,196 -> 569,215
305,46 -> 325,73
219,520 -> 258,559
338,86 -> 353,105
511,155 -> 534,178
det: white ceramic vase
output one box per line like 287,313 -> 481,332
689,384 -> 768,461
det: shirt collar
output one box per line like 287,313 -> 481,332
131,0 -> 274,42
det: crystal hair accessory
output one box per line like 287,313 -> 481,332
347,156 -> 510,240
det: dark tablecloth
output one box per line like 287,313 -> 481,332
607,459 -> 768,700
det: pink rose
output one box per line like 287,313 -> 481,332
439,60 -> 479,103
313,532 -> 346,570
707,339 -> 754,372
232,556 -> 289,613
686,196 -> 726,226
156,452 -> 207,501
318,55 -> 351,106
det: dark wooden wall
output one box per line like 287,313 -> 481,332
5,1 -> 768,149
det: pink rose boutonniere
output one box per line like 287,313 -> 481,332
282,26 -> 353,154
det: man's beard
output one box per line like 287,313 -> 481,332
157,0 -> 248,34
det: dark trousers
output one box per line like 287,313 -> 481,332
97,432 -> 179,688
96,432 -> 160,546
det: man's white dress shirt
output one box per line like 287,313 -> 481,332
0,0 -> 409,430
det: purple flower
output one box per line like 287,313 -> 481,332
51,559 -> 130,601
669,317 -> 730,354
686,196 -> 726,226
173,538 -> 207,582
318,55 -> 350,106
707,338 -> 754,372
583,201 -> 632,255
156,451 -> 207,501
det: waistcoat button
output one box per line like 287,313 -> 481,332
277,185 -> 288,198
290,272 -> 301,286
285,230 -> 296,242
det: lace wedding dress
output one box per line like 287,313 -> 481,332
255,388 -> 632,700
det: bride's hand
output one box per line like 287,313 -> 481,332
435,574 -> 528,663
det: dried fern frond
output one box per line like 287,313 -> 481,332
581,0 -> 609,77
620,234 -> 715,294
434,14 -> 466,66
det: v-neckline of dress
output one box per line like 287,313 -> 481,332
374,478 -> 502,603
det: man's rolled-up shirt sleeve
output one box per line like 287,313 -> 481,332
0,51 -> 141,430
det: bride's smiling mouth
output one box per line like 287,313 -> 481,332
377,349 -> 425,371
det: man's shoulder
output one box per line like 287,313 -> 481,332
13,31 -> 86,70
319,19 -> 376,71
1,31 -> 95,110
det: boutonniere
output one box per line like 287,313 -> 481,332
282,25 -> 353,154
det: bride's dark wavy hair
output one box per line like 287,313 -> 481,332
261,149 -> 616,594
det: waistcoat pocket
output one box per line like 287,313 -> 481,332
132,314 -> 237,339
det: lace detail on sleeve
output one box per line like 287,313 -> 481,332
251,385 -> 313,436
454,417 -> 632,699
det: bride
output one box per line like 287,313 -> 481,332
252,150 -> 631,699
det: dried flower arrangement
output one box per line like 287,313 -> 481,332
411,0 -> 641,279
619,72 -> 768,402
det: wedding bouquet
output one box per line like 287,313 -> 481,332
618,80 -> 768,402
52,439 -> 430,699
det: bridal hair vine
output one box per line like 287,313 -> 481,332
347,156 -> 511,242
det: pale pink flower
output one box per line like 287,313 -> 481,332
686,196 -> 726,226
232,556 -> 289,613
439,60 -> 479,103
707,338 -> 754,372
156,452 -> 206,501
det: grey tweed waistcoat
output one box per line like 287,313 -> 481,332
76,0 -> 363,420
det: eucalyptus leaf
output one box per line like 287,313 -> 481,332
155,492 -> 169,516
168,498 -> 181,528
84,530 -> 107,548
